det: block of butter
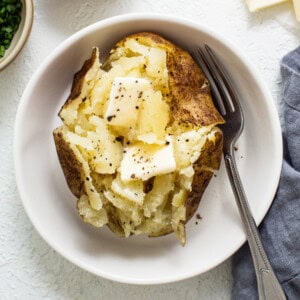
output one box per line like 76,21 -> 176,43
293,0 -> 300,21
245,0 -> 288,12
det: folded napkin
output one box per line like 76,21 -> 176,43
232,47 -> 300,299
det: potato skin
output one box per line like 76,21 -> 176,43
186,129 -> 223,221
53,128 -> 86,198
53,32 -> 224,240
53,48 -> 100,199
59,48 -> 98,114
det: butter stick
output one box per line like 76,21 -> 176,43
245,0 -> 288,12
293,0 -> 300,21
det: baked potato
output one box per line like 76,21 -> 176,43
53,32 -> 224,245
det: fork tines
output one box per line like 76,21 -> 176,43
194,45 -> 240,116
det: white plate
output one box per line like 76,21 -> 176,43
14,13 -> 282,284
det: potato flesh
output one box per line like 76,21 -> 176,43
59,39 -> 219,245
111,175 -> 145,205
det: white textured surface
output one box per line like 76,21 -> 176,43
0,1 -> 299,299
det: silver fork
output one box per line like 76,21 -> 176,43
194,45 -> 286,300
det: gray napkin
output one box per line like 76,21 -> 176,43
232,47 -> 300,299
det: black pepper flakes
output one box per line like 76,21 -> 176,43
196,213 -> 202,220
144,177 -> 154,193
115,136 -> 124,143
107,115 -> 116,122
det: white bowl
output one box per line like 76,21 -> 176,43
14,13 -> 282,284
0,0 -> 33,71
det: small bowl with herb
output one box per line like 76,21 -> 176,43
0,0 -> 33,71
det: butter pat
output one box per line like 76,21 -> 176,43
120,136 -> 176,181
293,0 -> 300,21
245,0 -> 288,12
105,77 -> 152,127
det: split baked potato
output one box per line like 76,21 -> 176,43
53,32 -> 224,245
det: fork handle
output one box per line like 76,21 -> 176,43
224,153 -> 286,300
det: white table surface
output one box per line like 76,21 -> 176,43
0,1 -> 299,299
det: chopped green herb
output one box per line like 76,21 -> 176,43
0,0 -> 22,58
